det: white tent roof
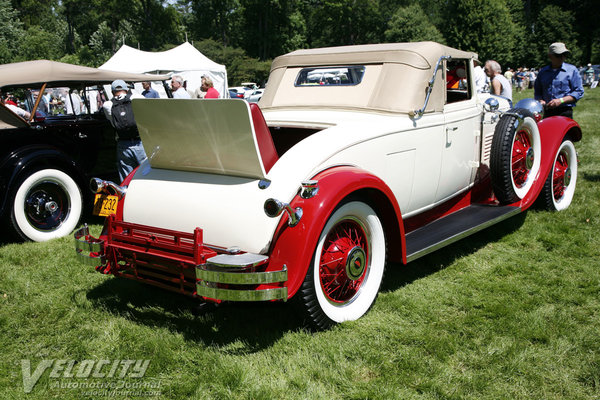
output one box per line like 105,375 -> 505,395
100,42 -> 225,74
99,42 -> 228,98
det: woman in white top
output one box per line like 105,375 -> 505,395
484,60 -> 513,102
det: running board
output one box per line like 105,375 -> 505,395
405,204 -> 521,262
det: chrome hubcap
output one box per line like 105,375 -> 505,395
45,201 -> 59,213
564,167 -> 571,187
525,147 -> 535,170
345,246 -> 366,281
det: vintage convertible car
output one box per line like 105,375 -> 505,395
75,42 -> 581,328
0,60 -> 168,241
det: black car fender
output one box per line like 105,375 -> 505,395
0,145 -> 87,216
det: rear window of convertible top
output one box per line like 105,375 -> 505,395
295,66 -> 366,87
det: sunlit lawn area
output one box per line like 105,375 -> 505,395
0,88 -> 599,399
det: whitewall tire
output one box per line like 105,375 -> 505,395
298,201 -> 386,329
539,140 -> 578,211
10,169 -> 82,241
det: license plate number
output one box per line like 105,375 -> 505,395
93,194 -> 118,217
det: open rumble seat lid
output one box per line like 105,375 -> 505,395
132,98 -> 269,179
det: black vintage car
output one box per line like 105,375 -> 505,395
0,60 -> 169,241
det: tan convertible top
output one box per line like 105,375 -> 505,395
0,60 -> 170,88
271,42 -> 475,70
260,42 -> 477,114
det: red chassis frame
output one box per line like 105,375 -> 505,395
75,115 -> 581,303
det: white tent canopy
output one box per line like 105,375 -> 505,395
99,42 -> 228,98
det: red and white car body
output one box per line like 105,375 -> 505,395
75,42 -> 581,328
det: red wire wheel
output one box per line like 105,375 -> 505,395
297,201 -> 386,329
552,150 -> 570,201
511,129 -> 534,188
318,218 -> 369,304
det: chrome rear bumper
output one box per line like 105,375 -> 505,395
196,253 -> 288,301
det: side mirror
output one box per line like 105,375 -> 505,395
484,97 -> 499,112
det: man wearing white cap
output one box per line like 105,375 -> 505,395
102,80 -> 146,182
534,42 -> 584,119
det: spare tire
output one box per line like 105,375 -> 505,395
490,111 -> 541,204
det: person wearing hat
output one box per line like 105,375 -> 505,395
534,42 -> 584,119
102,80 -> 146,182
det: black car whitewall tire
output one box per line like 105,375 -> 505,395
298,201 -> 386,329
10,169 -> 82,241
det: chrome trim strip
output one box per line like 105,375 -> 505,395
197,267 -> 287,285
196,281 -> 288,301
406,207 -> 522,263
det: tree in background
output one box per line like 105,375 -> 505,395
0,0 -> 25,64
190,0 -> 240,47
307,0 -> 383,48
136,0 -> 184,50
193,39 -> 271,86
532,5 -> 580,67
384,4 -> 444,43
441,0 -> 519,67
17,25 -> 63,62
88,21 -> 136,66
238,0 -> 307,60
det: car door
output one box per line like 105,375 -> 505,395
437,59 -> 480,202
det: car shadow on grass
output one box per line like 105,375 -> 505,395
380,212 -> 527,293
84,212 -> 527,349
583,172 -> 600,182
85,277 -> 308,352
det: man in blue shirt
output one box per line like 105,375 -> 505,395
534,42 -> 584,119
141,81 -> 160,98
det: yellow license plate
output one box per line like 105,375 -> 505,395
93,194 -> 119,217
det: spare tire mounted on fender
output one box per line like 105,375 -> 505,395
490,111 -> 541,204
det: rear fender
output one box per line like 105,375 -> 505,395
267,166 -> 405,299
517,116 -> 582,210
0,145 -> 85,215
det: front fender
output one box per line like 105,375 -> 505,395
266,166 -> 405,299
517,116 -> 582,210
0,145 -> 85,216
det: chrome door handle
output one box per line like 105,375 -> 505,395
445,126 -> 457,146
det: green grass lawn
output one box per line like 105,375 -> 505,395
1,88 -> 599,399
